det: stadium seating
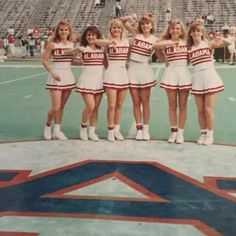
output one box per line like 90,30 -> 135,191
0,0 -> 236,37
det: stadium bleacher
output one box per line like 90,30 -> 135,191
0,0 -> 236,37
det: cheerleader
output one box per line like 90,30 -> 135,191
121,13 -> 158,141
187,21 -> 231,145
42,19 -> 75,140
153,19 -> 192,144
96,19 -> 129,141
76,26 -> 105,141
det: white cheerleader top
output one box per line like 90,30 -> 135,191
107,39 -> 129,67
130,34 -> 157,63
188,41 -> 213,71
52,41 -> 74,69
82,46 -> 105,67
165,39 -> 188,66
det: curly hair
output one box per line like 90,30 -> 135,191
80,26 -> 102,48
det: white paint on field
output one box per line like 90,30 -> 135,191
227,97 -> 236,102
0,72 -> 46,85
24,95 -> 33,99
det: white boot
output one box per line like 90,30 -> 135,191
108,129 -> 115,142
52,124 -> 68,140
168,126 -> 178,143
136,130 -> 143,140
88,126 -> 99,141
80,126 -> 88,141
176,128 -> 184,144
142,124 -> 150,141
197,129 -> 207,145
114,125 -> 124,141
43,125 -> 52,140
203,130 -> 214,145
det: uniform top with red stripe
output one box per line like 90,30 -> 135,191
82,46 -> 105,67
165,39 -> 188,66
188,41 -> 213,70
130,34 -> 157,63
52,42 -> 74,69
107,39 -> 129,67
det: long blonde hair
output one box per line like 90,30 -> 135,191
160,19 -> 187,40
51,19 -> 73,43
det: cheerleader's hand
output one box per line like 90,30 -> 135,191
51,70 -> 61,81
76,46 -> 85,53
132,13 -> 138,21
165,61 -> 170,67
110,40 -> 118,52
172,40 -> 179,47
110,39 -> 117,46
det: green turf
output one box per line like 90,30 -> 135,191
0,61 -> 235,145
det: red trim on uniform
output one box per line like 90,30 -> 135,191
130,49 -> 150,57
75,87 -> 104,94
192,58 -> 212,66
160,83 -> 192,90
191,86 -> 224,95
83,63 -> 104,66
130,80 -> 157,89
103,82 -> 130,89
46,83 -> 76,90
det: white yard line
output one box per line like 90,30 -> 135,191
0,65 -> 43,68
24,95 -> 33,99
227,97 -> 236,102
0,72 -> 46,85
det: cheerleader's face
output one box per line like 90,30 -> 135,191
86,31 -> 98,45
58,25 -> 70,40
169,23 -> 182,40
190,28 -> 203,42
111,25 -> 122,38
141,20 -> 152,34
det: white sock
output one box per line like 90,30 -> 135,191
206,129 -> 214,137
54,124 -> 60,132
143,124 -> 149,131
114,125 -> 120,133
178,128 -> 184,134
89,126 -> 96,134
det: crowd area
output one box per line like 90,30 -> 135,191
0,17 -> 236,64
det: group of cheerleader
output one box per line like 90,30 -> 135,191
42,13 -> 231,145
